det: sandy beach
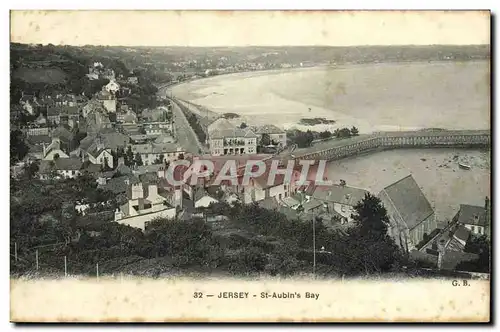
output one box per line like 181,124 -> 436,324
171,61 -> 490,133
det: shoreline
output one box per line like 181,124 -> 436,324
162,59 -> 489,134
161,58 -> 489,93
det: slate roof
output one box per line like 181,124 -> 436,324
441,250 -> 480,271
258,197 -> 280,210
83,163 -> 102,174
142,108 -> 168,122
453,224 -> 471,243
282,196 -> 301,207
139,172 -> 159,185
131,143 -> 182,154
301,198 -> 324,212
208,118 -> 258,139
155,134 -> 175,144
210,128 -> 259,139
63,106 -> 80,115
311,185 -> 369,206
98,175 -> 140,194
39,158 -> 83,173
80,132 -> 130,151
115,163 -> 132,175
457,204 -> 488,227
87,143 -> 109,159
27,135 -> 52,145
379,175 -> 434,230
254,124 -> 285,135
47,106 -> 62,117
20,95 -> 34,103
192,186 -> 218,203
83,99 -> 105,114
135,164 -> 163,175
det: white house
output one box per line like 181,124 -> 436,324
242,169 -> 302,204
105,80 -> 121,94
39,157 -> 83,180
42,138 -> 70,160
307,183 -> 369,223
19,95 -> 38,115
114,182 -> 177,231
378,175 -> 436,251
254,124 -> 287,147
87,146 -> 114,169
97,89 -> 117,113
82,99 -> 106,118
130,143 -> 185,165
208,118 -> 258,156
193,187 -> 219,208
452,198 -> 490,236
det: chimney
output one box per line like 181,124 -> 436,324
114,208 -> 123,221
148,184 -> 158,197
437,239 -> 446,270
96,136 -> 104,151
174,187 -> 183,209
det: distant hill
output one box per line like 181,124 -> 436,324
12,67 -> 68,84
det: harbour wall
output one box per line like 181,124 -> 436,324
295,130 -> 490,162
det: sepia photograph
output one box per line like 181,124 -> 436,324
9,9 -> 491,322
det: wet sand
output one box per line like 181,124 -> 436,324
171,61 -> 490,133
326,148 -> 490,226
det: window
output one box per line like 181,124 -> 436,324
472,226 -> 476,233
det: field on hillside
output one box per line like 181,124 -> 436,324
12,67 -> 68,84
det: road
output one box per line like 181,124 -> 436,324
158,87 -> 205,155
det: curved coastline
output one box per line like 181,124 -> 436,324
160,58 -> 489,136
162,58 -> 489,92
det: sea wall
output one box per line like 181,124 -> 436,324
296,130 -> 490,162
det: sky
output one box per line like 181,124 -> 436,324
10,10 -> 490,47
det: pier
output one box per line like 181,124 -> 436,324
285,129 -> 490,162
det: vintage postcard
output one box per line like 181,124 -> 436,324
9,10 -> 491,322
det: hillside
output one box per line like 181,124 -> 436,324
12,67 -> 68,84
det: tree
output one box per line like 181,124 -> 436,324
10,130 -> 29,166
350,126 -> 359,136
260,133 -> 271,146
456,235 -> 490,273
22,160 -> 40,179
335,127 -> 352,138
240,122 -> 248,129
341,193 -> 402,275
319,131 -> 332,139
153,154 -> 165,165
294,130 -> 314,148
102,156 -> 110,171
134,152 -> 143,166
124,146 -> 134,166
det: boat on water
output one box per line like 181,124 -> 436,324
458,163 -> 471,170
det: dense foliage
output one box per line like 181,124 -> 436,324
456,235 -> 491,273
10,130 -> 29,166
11,172 -> 405,278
